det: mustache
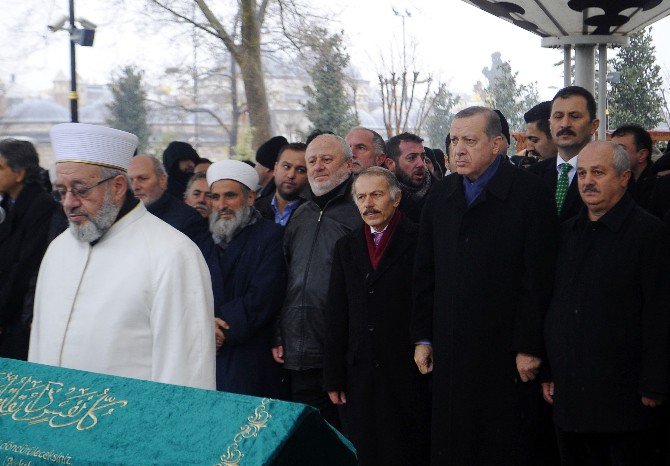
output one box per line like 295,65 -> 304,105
363,208 -> 382,215
67,208 -> 89,218
582,184 -> 600,193
557,128 -> 576,137
195,202 -> 208,210
217,207 -> 236,216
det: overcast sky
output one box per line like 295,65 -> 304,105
2,0 -> 670,101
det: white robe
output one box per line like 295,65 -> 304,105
29,202 -> 216,390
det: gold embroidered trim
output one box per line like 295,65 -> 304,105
215,398 -> 272,466
56,160 -> 128,171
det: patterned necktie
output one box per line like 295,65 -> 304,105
555,163 -> 571,213
372,231 -> 383,248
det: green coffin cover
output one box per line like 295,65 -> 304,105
0,358 -> 357,465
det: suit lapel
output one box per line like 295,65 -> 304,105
369,218 -> 413,285
350,227 -> 374,281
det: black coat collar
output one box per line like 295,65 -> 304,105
350,214 -> 416,284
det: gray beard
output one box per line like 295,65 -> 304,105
209,204 -> 252,244
68,189 -> 120,243
308,164 -> 351,197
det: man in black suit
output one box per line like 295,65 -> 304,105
528,86 -> 599,222
324,166 -> 430,466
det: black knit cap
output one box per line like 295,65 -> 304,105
494,109 -> 511,144
255,136 -> 288,169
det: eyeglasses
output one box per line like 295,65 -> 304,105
52,176 -> 116,203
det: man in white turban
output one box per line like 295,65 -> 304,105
202,160 -> 287,398
28,123 -> 216,390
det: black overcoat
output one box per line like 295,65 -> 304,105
323,216 -> 431,466
412,161 -> 559,465
544,195 -> 670,432
0,184 -> 59,359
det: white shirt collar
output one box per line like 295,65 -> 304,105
369,223 -> 390,235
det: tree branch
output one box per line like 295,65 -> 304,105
194,0 -> 240,60
146,98 -> 231,138
149,0 -> 225,43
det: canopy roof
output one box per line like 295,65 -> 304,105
461,0 -> 670,40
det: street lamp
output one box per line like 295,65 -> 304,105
48,1 -> 96,123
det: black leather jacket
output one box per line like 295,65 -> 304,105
278,176 -> 363,370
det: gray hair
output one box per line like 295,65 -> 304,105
144,156 -> 167,177
582,141 -> 631,177
453,106 -> 502,140
186,171 -> 208,195
308,133 -> 353,161
352,166 -> 402,201
99,165 -> 130,185
349,126 -> 385,156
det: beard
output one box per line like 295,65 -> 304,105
309,163 -> 351,197
68,188 -> 120,243
209,203 -> 252,244
395,166 -> 427,188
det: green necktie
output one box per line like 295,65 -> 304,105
556,163 -> 571,213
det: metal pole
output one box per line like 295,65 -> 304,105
598,44 -> 607,140
574,44 -> 595,96
192,2 -> 199,147
68,0 -> 78,122
563,45 -> 571,88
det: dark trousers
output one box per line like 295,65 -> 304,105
556,428 -> 661,466
290,368 -> 341,430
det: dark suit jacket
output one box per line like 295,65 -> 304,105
528,157 -> 583,222
324,216 -> 430,466
146,191 -> 209,248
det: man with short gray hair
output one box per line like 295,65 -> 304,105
412,106 -> 559,464
274,133 -> 362,428
324,166 -> 430,465
544,140 -> 670,465
345,127 -> 386,173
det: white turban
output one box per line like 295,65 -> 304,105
207,159 -> 260,191
50,123 -> 138,171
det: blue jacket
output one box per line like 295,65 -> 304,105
202,214 -> 287,397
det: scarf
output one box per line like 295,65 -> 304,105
398,173 -> 432,202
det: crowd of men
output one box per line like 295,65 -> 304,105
0,84 -> 669,466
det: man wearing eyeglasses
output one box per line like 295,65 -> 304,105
28,123 -> 216,390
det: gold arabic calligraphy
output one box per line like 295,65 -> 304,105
0,372 -> 127,431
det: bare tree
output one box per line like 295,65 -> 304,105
378,64 -> 438,138
147,0 -> 309,149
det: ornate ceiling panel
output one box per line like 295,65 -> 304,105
461,0 -> 670,38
